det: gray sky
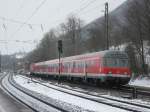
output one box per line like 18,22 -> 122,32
0,0 -> 126,55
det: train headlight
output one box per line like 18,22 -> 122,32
108,71 -> 112,74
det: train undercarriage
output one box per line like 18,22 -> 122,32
30,72 -> 130,86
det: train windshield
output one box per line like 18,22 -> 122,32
103,58 -> 129,67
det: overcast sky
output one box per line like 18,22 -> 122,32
0,0 -> 126,55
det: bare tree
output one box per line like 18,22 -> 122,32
60,15 -> 84,56
125,44 -> 139,74
125,0 -> 149,74
26,29 -> 57,65
87,24 -> 105,51
38,29 -> 57,61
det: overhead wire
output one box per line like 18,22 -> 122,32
0,0 -> 46,54
77,3 -> 105,17
0,0 -> 28,55
0,16 -> 41,26
10,0 -> 47,39
0,0 -> 103,54
2,19 -> 9,54
53,0 -> 99,30
74,0 -> 97,15
0,0 -> 99,32
67,0 -> 97,16
0,39 -> 39,43
13,0 -> 29,18
79,0 -> 87,3
13,0 -> 37,55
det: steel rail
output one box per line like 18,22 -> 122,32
0,74 -> 38,112
7,74 -> 69,112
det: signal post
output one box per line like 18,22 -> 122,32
58,40 -> 63,83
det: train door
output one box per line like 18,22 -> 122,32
68,62 -> 72,74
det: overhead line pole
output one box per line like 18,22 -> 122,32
105,2 -> 109,50
0,52 -> 1,73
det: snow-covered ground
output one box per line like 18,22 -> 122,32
129,76 -> 150,88
13,75 -> 130,112
3,75 -> 61,112
13,75 -> 150,112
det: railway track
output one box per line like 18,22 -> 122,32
0,75 -> 38,112
47,82 -> 150,109
2,74 -> 70,112
29,74 -> 150,100
28,75 -> 150,100
45,76 -> 150,100
120,85 -> 150,98
16,75 -> 150,112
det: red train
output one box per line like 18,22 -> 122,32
30,50 -> 131,85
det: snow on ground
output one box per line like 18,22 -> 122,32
3,75 -> 59,112
129,76 -> 150,88
102,94 -> 150,107
13,75 -> 128,112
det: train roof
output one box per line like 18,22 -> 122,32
33,50 -> 127,66
64,50 -> 127,59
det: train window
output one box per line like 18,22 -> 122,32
104,58 -> 128,67
72,62 -> 74,68
72,62 -> 75,68
80,62 -> 82,68
86,60 -> 94,67
74,62 -> 77,68
86,61 -> 90,67
78,62 -> 80,68
118,59 -> 128,67
79,62 -> 81,68
81,62 -> 84,68
92,60 -> 95,66
77,62 -> 79,68
77,62 -> 80,68
68,63 -> 70,68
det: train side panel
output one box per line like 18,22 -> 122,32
30,51 -> 131,85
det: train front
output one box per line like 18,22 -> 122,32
101,51 -> 131,85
